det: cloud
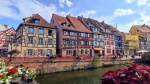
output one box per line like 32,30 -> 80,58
113,9 -> 135,17
126,0 -> 148,6
137,0 -> 147,6
60,3 -> 64,8
79,10 -> 96,17
66,0 -> 73,7
126,0 -> 135,3
126,11 -> 150,26
59,0 -> 73,8
0,0 -> 57,22
117,11 -> 150,32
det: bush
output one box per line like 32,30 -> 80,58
92,55 -> 102,68
101,63 -> 150,84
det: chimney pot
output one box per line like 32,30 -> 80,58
4,24 -> 8,29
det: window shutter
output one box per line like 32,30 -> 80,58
25,37 -> 28,44
35,50 -> 37,56
25,27 -> 28,34
34,28 -> 36,35
32,50 -> 35,56
51,50 -> 53,56
43,39 -> 45,45
24,50 -> 26,55
26,50 -> 28,56
36,38 -> 39,44
45,39 -> 47,46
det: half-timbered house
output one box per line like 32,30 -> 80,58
99,21 -> 115,56
78,16 -> 104,56
15,14 -> 57,57
0,28 -> 16,57
50,14 -> 93,58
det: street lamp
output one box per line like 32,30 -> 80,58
7,34 -> 16,61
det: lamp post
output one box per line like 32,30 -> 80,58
8,34 -> 16,61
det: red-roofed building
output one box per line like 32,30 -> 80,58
15,14 -> 57,57
50,14 -> 93,58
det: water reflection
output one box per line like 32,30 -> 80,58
36,65 -> 124,84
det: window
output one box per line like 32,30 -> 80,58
65,40 -> 70,45
46,49 -> 52,56
28,50 -> 33,56
35,19 -> 39,24
38,28 -> 44,34
48,30 -> 52,36
48,39 -> 52,45
28,37 -> 33,44
38,49 -> 43,55
28,27 -> 34,34
38,38 -> 43,44
107,49 -> 111,53
68,24 -> 72,28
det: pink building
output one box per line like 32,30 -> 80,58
0,27 -> 16,57
50,14 -> 93,58
99,21 -> 115,56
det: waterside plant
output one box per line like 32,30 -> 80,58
101,63 -> 150,84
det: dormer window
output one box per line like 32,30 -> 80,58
87,22 -> 92,26
35,19 -> 39,24
61,22 -> 66,26
68,24 -> 73,28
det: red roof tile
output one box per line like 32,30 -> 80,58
23,14 -> 53,28
52,14 -> 76,30
133,25 -> 150,33
67,15 -> 92,33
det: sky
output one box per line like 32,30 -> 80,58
0,0 -> 150,32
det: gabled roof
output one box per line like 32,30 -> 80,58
23,14 -> 53,28
77,16 -> 102,34
52,14 -> 76,31
0,27 -> 16,35
132,24 -> 150,33
67,15 -> 92,33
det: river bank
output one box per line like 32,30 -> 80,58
10,58 -> 142,75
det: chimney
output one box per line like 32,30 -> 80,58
4,24 -> 8,29
81,15 -> 83,21
102,21 -> 105,24
142,24 -> 146,27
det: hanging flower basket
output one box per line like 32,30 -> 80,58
8,49 -> 20,55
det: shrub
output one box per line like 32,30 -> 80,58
101,63 -> 150,84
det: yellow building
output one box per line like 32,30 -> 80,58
123,34 -> 139,56
8,14 -> 57,57
129,24 -> 150,51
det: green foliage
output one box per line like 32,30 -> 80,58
92,54 -> 102,68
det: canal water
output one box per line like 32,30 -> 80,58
36,65 -> 125,84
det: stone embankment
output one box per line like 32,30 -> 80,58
10,56 -> 142,75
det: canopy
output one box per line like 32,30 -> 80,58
94,48 -> 104,51
137,50 -> 148,53
0,47 -> 8,49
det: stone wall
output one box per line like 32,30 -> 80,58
11,59 -> 139,75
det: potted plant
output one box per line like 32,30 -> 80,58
0,58 -> 36,84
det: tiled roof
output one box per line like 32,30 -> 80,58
23,14 -> 53,28
66,15 -> 92,33
0,28 -> 16,35
78,16 -> 102,34
133,25 -> 150,33
52,14 -> 76,31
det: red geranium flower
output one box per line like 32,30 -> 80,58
8,68 -> 18,75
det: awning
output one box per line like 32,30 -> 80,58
0,47 -> 8,49
94,48 -> 104,51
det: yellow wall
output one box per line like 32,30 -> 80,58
125,34 -> 139,50
129,26 -> 146,39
